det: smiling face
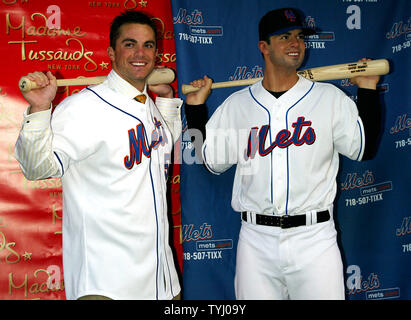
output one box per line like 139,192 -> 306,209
107,23 -> 157,91
259,28 -> 306,72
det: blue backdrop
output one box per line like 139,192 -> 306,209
171,0 -> 411,300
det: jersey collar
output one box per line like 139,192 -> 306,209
105,70 -> 147,100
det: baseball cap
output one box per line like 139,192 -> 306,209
259,8 -> 316,41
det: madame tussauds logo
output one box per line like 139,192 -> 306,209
5,9 -> 98,71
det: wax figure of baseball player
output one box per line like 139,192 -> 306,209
15,11 -> 182,300
184,8 -> 382,299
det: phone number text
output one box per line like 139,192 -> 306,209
345,193 -> 383,207
178,32 -> 213,44
392,40 -> 411,54
183,251 -> 222,261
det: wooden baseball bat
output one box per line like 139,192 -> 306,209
181,59 -> 390,95
18,68 -> 175,93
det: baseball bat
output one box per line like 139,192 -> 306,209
181,59 -> 390,95
18,67 -> 175,93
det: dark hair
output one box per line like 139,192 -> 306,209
109,11 -> 158,48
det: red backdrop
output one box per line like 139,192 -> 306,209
0,0 -> 181,300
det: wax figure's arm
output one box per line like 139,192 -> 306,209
350,69 -> 382,161
356,88 -> 382,160
182,77 -> 212,164
185,103 -> 208,141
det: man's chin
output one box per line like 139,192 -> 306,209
289,57 -> 304,69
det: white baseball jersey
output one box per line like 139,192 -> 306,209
203,75 -> 365,216
201,75 -> 364,299
15,70 -> 181,300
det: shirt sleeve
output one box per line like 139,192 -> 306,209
155,97 -> 183,145
201,102 -> 238,175
332,89 -> 366,162
185,101 -> 238,174
14,106 -> 62,180
185,103 -> 208,140
356,88 -> 382,160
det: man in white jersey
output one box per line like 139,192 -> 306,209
184,8 -> 382,299
15,11 -> 182,300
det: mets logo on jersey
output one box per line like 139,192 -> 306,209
244,116 -> 316,160
124,117 -> 168,169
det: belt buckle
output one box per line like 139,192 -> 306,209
280,215 -> 292,229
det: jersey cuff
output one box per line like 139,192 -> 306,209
155,97 -> 183,120
22,106 -> 52,131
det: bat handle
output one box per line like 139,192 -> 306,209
181,84 -> 200,95
181,77 -> 261,95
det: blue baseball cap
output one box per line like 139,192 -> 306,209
259,8 -> 316,41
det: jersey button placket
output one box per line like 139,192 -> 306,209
272,105 -> 287,215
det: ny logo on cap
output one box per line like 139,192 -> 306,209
284,9 -> 296,22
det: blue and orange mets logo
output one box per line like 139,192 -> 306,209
124,117 -> 168,170
174,8 -> 223,45
340,170 -> 392,208
244,116 -> 316,161
284,9 -> 297,22
182,222 -> 234,261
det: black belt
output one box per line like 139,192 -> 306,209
241,210 -> 330,229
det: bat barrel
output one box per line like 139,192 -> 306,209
297,59 -> 390,81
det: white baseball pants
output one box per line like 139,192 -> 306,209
235,220 -> 345,300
